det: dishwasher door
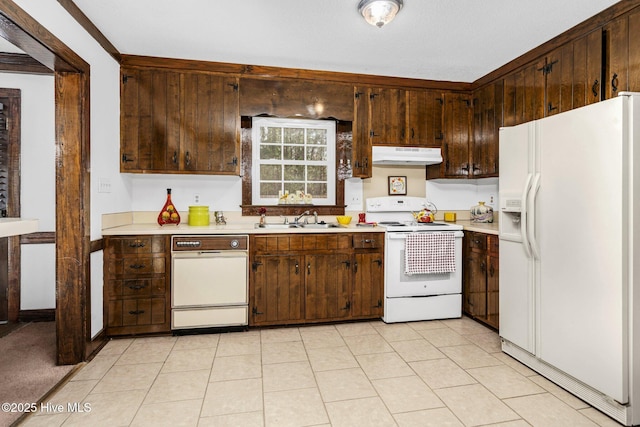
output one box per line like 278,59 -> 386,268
172,251 -> 248,329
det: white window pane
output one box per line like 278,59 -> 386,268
261,126 -> 282,143
260,145 -> 281,160
284,165 -> 305,181
284,128 -> 304,144
306,146 -> 326,161
283,145 -> 304,161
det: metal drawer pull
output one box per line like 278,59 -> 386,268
128,310 -> 145,315
129,263 -> 145,269
307,263 -> 311,275
128,284 -> 146,290
128,241 -> 146,248
362,239 -> 375,244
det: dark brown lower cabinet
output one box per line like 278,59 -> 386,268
463,231 -> 499,329
103,235 -> 171,336
250,232 -> 384,326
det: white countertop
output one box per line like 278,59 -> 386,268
101,211 -> 497,236
101,221 -> 384,236
0,218 -> 39,238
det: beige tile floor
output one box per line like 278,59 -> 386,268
20,317 -> 623,427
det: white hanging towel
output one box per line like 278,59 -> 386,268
404,232 -> 456,275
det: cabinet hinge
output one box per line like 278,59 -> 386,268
369,93 -> 379,100
355,92 -> 364,99
122,74 -> 132,84
538,60 -> 558,75
121,153 -> 134,163
252,261 -> 263,272
435,132 -> 444,140
436,97 -> 443,105
227,156 -> 238,166
252,307 -> 264,315
228,82 -> 239,91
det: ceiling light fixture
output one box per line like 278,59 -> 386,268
358,0 -> 404,28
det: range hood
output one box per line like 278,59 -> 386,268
372,146 -> 443,166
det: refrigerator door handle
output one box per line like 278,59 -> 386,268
527,172 -> 541,259
521,173 -> 533,258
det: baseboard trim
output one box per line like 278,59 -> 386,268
19,308 -> 55,322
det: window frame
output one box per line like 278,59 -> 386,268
251,117 -> 336,206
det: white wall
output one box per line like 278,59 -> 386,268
426,178 -> 499,212
12,0 -> 124,337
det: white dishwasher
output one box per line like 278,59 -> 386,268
171,235 -> 248,330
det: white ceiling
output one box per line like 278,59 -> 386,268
18,1 -> 627,82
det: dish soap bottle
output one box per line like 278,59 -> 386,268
157,188 -> 181,226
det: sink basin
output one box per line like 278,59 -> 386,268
301,222 -> 338,229
254,223 -> 301,229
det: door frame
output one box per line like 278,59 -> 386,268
0,1 -> 97,364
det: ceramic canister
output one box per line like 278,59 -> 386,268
470,201 -> 493,223
188,206 -> 210,226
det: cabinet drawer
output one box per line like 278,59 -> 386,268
107,297 -> 167,327
107,278 -> 167,299
109,256 -> 166,277
110,236 -> 166,255
352,233 -> 383,249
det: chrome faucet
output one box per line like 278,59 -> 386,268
313,211 -> 318,224
294,210 -> 311,224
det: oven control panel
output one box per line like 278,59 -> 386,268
172,235 -> 248,252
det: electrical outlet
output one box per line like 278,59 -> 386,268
351,195 -> 361,204
489,194 -> 495,204
98,178 -> 111,193
194,194 -> 200,204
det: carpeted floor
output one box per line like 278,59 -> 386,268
0,322 -> 75,426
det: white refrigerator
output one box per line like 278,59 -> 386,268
499,92 -> 640,426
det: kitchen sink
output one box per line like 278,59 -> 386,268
301,222 -> 338,229
254,223 -> 302,229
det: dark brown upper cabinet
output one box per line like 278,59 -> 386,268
427,92 -> 472,179
121,68 -> 240,175
472,81 -> 502,178
352,86 -> 372,178
239,78 -> 354,121
603,9 -> 640,99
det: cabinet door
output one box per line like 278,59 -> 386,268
407,90 -> 443,147
121,68 -> 181,172
351,252 -> 383,318
572,29 -> 603,108
442,93 -> 472,177
304,253 -> 351,320
472,81 -> 501,177
630,10 -> 640,92
487,253 -> 499,329
182,73 -> 240,174
250,255 -> 304,326
352,87 -> 372,178
369,87 -> 407,145
604,15 -> 629,100
463,250 -> 487,319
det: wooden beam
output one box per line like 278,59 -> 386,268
0,0 -> 88,72
55,71 -> 90,365
20,231 -> 56,244
121,54 -> 473,92
56,0 -> 121,63
0,52 -> 52,74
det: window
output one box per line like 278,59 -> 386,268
251,117 -> 336,205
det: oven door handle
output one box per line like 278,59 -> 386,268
386,231 -> 463,239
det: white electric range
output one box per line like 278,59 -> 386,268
365,197 -> 464,323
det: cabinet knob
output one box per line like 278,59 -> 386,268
592,79 -> 600,98
612,73 -> 619,93
128,310 -> 145,315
